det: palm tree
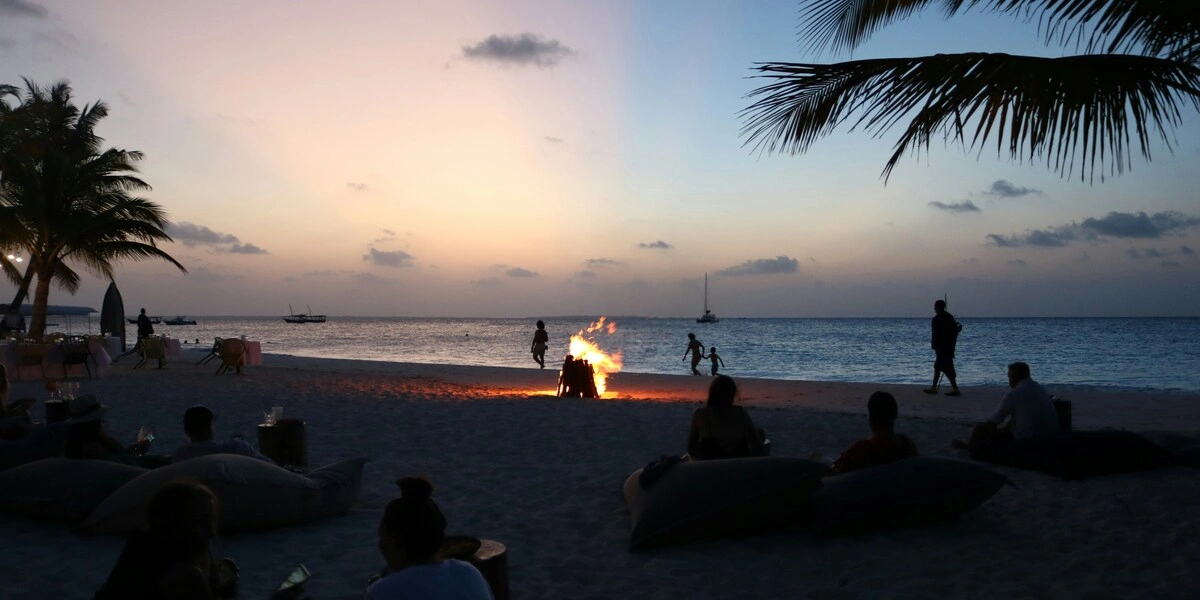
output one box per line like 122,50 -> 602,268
0,79 -> 186,339
741,1 -> 1200,183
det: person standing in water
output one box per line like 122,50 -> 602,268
707,346 -> 725,376
531,320 -> 549,369
682,333 -> 705,376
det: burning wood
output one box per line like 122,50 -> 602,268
556,316 -> 623,398
557,354 -> 599,398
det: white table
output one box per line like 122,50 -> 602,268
2,339 -> 112,380
244,340 -> 263,366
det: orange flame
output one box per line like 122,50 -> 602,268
564,316 -> 623,395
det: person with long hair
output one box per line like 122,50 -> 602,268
687,375 -> 768,460
367,476 -> 492,599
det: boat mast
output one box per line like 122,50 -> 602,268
704,273 -> 709,313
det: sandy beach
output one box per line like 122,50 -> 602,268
2,354 -> 1198,599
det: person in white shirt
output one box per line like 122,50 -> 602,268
366,477 -> 493,600
956,362 -> 1061,455
171,405 -> 274,464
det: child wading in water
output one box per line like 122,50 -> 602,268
707,346 -> 724,376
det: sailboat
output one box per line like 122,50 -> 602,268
283,304 -> 327,324
696,273 -> 719,323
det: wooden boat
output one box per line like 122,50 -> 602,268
164,316 -> 197,325
283,304 -> 326,324
127,315 -> 162,325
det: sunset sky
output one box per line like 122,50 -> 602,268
3,0 -> 1199,318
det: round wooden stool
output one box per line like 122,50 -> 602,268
468,539 -> 508,600
257,418 -> 308,468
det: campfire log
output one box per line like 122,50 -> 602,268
557,355 -> 599,398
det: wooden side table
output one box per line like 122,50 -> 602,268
468,539 -> 508,600
256,418 -> 308,468
45,399 -> 69,423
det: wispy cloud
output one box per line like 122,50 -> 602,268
928,200 -> 981,213
354,272 -> 397,285
716,256 -> 799,276
1181,245 -> 1196,255
506,267 -> 538,277
461,33 -> 576,68
347,182 -> 368,191
1160,261 -> 1182,268
637,240 -> 672,250
986,211 -> 1200,248
169,221 -> 268,254
982,180 -> 1042,198
471,277 -> 502,287
575,270 -> 597,279
1007,259 -> 1029,267
0,0 -> 47,18
373,229 -> 397,243
362,248 -> 415,268
544,136 -> 564,144
585,258 -> 625,269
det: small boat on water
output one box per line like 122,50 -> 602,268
127,315 -> 162,325
164,316 -> 197,325
283,304 -> 327,324
696,273 -> 719,324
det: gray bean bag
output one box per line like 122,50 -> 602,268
78,454 -> 368,535
0,458 -> 148,522
810,457 -> 1012,535
0,423 -> 67,471
623,456 -> 828,550
978,430 -> 1171,480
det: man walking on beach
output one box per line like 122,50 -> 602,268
925,299 -> 962,396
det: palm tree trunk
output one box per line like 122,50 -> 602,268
6,263 -> 36,312
27,271 -> 51,340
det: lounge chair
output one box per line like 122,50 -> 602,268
134,336 -> 166,370
59,335 -> 94,378
216,338 -> 246,375
195,337 -> 223,366
15,341 -> 47,380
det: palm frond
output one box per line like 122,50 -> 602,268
741,52 -> 1200,182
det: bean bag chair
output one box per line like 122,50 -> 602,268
1137,431 -> 1200,468
623,456 -> 828,550
0,423 -> 67,471
0,458 -> 148,522
977,430 -> 1171,480
78,454 -> 368,535
810,457 -> 1011,535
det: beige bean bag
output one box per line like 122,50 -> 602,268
79,454 -> 368,535
623,456 -> 828,550
0,458 -> 148,522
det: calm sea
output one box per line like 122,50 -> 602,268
58,316 -> 1200,393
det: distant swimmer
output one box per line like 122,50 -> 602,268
531,320 -> 549,369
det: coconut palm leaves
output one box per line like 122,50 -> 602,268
0,79 -> 186,338
742,0 -> 1200,182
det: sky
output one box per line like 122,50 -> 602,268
2,0 -> 1199,318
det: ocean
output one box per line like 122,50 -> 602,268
70,316 -> 1200,394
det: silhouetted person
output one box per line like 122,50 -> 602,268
955,362 -> 1060,457
0,304 -> 24,337
687,375 -> 768,460
682,333 -> 705,376
64,395 -> 169,468
171,405 -> 273,464
829,391 -> 918,475
707,346 -> 724,376
924,299 -> 962,396
367,477 -> 493,599
531,320 -> 549,369
137,308 -> 154,342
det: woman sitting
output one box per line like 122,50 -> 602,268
687,375 -> 768,460
64,395 -> 169,468
367,476 -> 493,600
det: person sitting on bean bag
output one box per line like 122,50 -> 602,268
955,361 -> 1060,458
367,476 -> 493,600
64,396 -> 170,469
171,405 -> 273,464
687,375 -> 768,460
829,391 -> 918,475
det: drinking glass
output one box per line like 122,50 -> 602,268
263,411 -> 276,426
271,406 -> 283,422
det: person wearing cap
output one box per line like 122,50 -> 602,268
64,395 -> 169,468
172,405 -> 273,464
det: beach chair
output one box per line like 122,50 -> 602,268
134,336 -> 166,370
15,341 -> 47,381
195,337 -> 223,366
59,335 -> 94,378
216,338 -> 246,375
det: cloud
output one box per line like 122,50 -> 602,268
226,243 -> 268,255
985,211 -> 1200,248
362,248 -> 415,267
637,240 -> 672,250
544,136 -> 564,144
471,277 -> 502,287
585,258 -> 625,269
928,200 -> 981,213
506,267 -> 538,277
1181,245 -> 1196,255
347,182 -> 368,191
575,270 -> 597,279
1160,261 -> 1182,268
0,0 -> 47,18
354,272 -> 397,285
461,33 -> 576,68
1082,211 -> 1200,238
983,180 -> 1042,198
169,222 -> 240,247
1007,259 -> 1029,267
373,229 -> 397,243
964,257 -> 979,264
716,256 -> 800,276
